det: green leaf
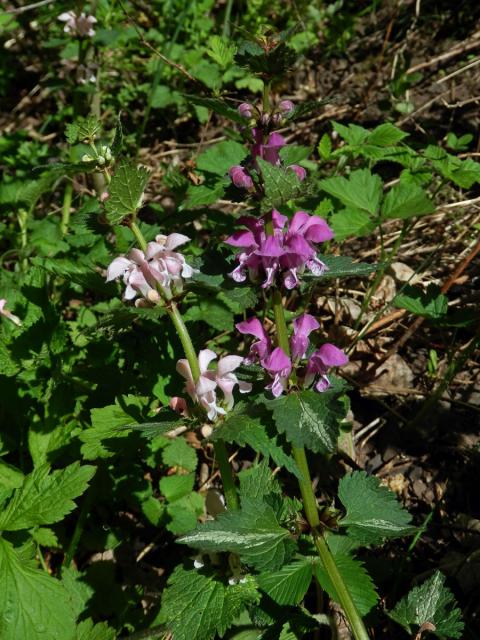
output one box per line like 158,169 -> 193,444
183,180 -> 227,208
184,95 -> 245,124
338,471 -> 414,543
393,284 -> 448,319
160,473 -> 195,502
389,571 -> 464,639
104,160 -> 150,224
332,121 -> 369,146
166,492 -> 204,535
320,169 -> 382,215
367,123 -> 409,147
381,182 -> 435,219
257,158 -> 306,209
179,497 -> 296,571
160,565 -> 259,640
279,145 -> 312,165
30,527 -> 59,547
312,550 -> 378,616
238,459 -> 280,500
197,140 -> 247,176
111,114 -> 123,157
211,403 -> 300,478
258,559 -> 313,605
76,619 -> 116,640
0,537 -> 77,640
318,133 -> 332,160
314,254 -> 378,279
162,437 -> 197,472
206,36 -> 237,68
0,463 -> 95,531
0,460 -> 24,490
267,389 -> 346,454
330,208 -> 375,241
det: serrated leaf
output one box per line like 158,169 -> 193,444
332,122 -> 370,146
394,284 -> 448,319
30,527 -> 59,547
367,123 -> 409,147
162,437 -> 197,472
184,180 -> 227,208
313,549 -> 378,616
329,208 -> 375,241
389,571 -> 464,639
279,145 -> 312,165
0,460 -> 24,490
381,182 -> 435,219
160,565 -> 259,640
0,463 -> 95,531
267,389 -> 346,454
211,403 -> 300,478
179,497 -> 296,571
258,559 -> 313,605
160,473 -> 195,502
257,157 -> 306,209
320,169 -> 382,215
104,160 -> 150,224
284,100 -> 329,122
0,537 -> 77,640
197,140 -> 247,176
238,458 -> 280,500
75,619 -> 116,640
318,134 -> 332,160
338,471 -> 414,543
207,36 -> 237,68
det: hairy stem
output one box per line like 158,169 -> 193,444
61,181 -> 73,236
130,220 -> 148,252
166,301 -> 200,381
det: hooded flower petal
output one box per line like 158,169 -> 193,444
198,349 -> 217,374
291,313 -> 320,360
229,166 -> 254,189
106,257 -> 132,281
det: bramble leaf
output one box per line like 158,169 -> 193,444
196,140 -> 247,176
393,284 -> 448,319
258,559 -> 313,605
0,537 -> 77,640
320,168 -> 382,215
179,497 -> 296,571
75,619 -> 116,640
206,36 -> 237,68
162,437 -> 197,472
338,471 -> 414,543
160,565 -> 259,640
330,208 -> 376,240
0,463 -> 95,531
267,388 -> 347,454
381,182 -> 435,219
104,160 -> 150,224
367,123 -> 409,147
279,145 -> 312,165
389,571 -> 464,639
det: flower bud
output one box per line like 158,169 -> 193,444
82,153 -> 95,162
229,166 -> 253,190
97,155 -> 105,165
238,102 -> 254,119
288,164 -> 307,181
146,289 -> 161,304
279,99 -> 294,114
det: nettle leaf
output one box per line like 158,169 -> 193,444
238,458 -> 281,500
381,182 -> 435,219
312,549 -> 378,616
279,145 -> 312,165
258,158 -> 306,209
179,497 -> 296,571
184,95 -> 245,124
160,565 -> 260,640
211,403 -> 300,478
0,463 -> 95,531
267,388 -> 347,454
394,284 -> 448,319
338,471 -> 414,543
367,123 -> 409,147
206,35 -> 237,68
0,537 -> 77,640
258,559 -> 313,605
389,571 -> 464,639
285,99 -> 329,122
309,254 -> 377,279
196,140 -> 247,176
320,168 -> 383,215
104,160 -> 150,224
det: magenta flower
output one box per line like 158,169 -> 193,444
226,210 -> 333,289
176,350 -> 251,421
229,166 -> 254,190
0,299 -> 21,327
305,344 -> 349,392
291,313 -> 319,361
251,130 -> 286,166
236,317 -> 271,364
107,233 -> 197,302
263,347 -> 292,397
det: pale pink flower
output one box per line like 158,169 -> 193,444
58,11 -> 97,38
0,299 -> 21,327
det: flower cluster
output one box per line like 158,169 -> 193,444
58,11 -> 97,38
228,100 -> 306,191
237,314 -> 348,397
176,350 -> 252,421
106,233 -> 197,303
226,210 -> 333,289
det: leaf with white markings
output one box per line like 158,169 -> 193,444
258,559 -> 313,605
338,471 -> 415,543
389,571 -> 464,639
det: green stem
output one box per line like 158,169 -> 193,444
61,181 -> 73,236
130,221 -> 148,253
166,301 -> 200,381
222,0 -> 234,37
213,440 -> 239,510
272,289 -> 290,355
292,446 -> 320,526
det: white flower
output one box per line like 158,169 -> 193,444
58,11 -> 97,38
